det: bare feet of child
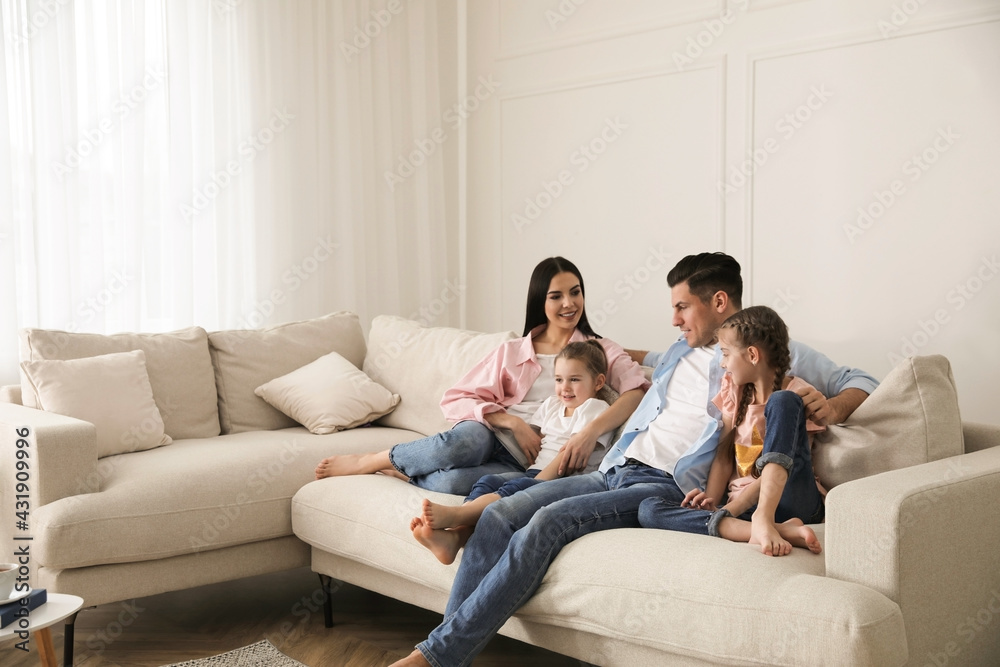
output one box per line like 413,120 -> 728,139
421,498 -> 470,530
778,518 -> 823,554
314,450 -> 390,480
410,516 -> 470,565
388,649 -> 432,666
750,513 -> 792,557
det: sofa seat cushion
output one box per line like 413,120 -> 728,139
293,477 -> 906,666
34,426 -> 423,569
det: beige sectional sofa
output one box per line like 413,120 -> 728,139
2,312 -> 999,666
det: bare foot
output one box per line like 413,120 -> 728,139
410,517 -> 470,565
421,498 -> 467,530
750,514 -> 792,557
376,468 -> 410,482
388,648 -> 432,666
778,518 -> 822,554
314,450 -> 390,480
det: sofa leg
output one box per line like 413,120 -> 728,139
318,574 -> 334,629
63,610 -> 82,667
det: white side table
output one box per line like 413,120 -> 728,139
0,593 -> 84,666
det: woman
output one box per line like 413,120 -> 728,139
314,257 -> 648,495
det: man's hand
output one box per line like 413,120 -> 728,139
791,384 -> 833,425
682,488 -> 717,510
791,385 -> 870,425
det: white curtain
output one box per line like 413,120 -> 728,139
0,0 -> 454,385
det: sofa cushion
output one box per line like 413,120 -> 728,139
363,316 -> 518,436
18,326 -> 219,439
812,354 -> 964,489
255,351 -> 400,434
208,312 -> 366,434
292,476 -> 907,665
32,426 -> 423,569
21,350 -> 171,458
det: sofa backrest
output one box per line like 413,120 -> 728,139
363,315 -> 518,436
18,326 -> 220,439
208,311 -> 366,434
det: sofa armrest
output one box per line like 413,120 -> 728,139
825,446 -> 1000,665
961,421 -> 1000,453
1,402 -> 98,546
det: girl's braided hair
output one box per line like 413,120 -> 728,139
717,305 -> 791,477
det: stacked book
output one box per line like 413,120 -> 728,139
0,589 -> 48,628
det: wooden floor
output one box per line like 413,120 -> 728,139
0,567 -> 584,666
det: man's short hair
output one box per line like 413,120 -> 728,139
667,252 -> 743,309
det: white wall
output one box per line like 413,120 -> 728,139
461,0 -> 1000,424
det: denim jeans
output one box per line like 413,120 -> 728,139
416,461 -> 686,667
387,420 -> 524,495
638,390 -> 825,536
465,469 -> 541,502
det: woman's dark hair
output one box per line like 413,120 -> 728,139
715,305 -> 791,478
522,257 -> 599,338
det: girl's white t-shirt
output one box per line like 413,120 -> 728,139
528,396 -> 613,473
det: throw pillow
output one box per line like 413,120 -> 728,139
18,326 -> 219,439
209,312 -> 367,434
811,354 -> 964,489
20,350 -> 172,458
255,351 -> 400,434
363,316 -> 518,436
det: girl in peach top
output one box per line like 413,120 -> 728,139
639,306 -> 825,556
314,257 -> 648,496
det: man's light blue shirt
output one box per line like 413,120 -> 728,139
599,337 -> 880,494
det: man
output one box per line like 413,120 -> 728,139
391,252 -> 878,667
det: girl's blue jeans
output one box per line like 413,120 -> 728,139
637,390 -> 825,535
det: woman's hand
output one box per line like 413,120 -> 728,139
557,427 -> 599,475
510,419 -> 543,465
681,488 -> 717,510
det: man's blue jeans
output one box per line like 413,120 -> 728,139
415,461 -> 686,667
638,390 -> 825,536
387,420 -> 523,495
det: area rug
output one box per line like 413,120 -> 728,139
161,639 -> 308,667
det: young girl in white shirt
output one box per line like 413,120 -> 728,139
639,306 -> 825,557
411,340 -> 614,564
